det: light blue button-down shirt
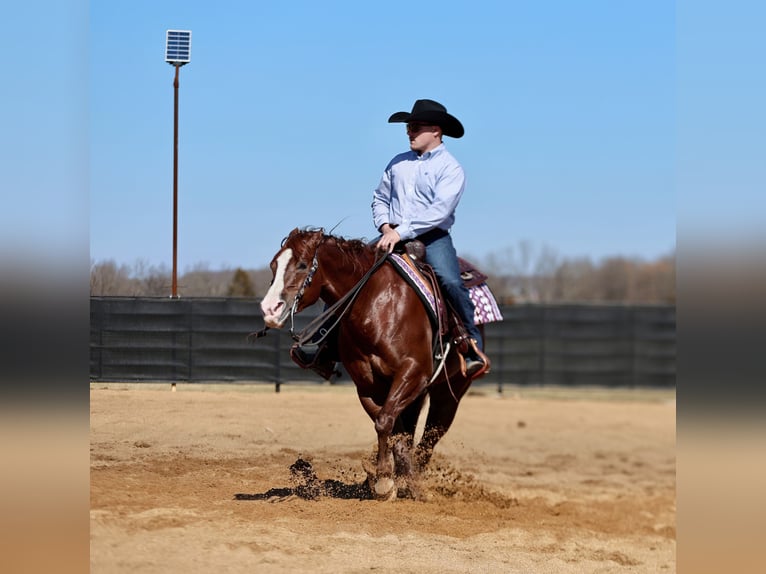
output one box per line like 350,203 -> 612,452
371,144 -> 466,241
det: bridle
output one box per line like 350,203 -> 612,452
288,245 -> 321,340
246,235 -> 322,343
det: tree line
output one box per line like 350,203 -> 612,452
90,245 -> 675,304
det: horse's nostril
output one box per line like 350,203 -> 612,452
262,300 -> 285,319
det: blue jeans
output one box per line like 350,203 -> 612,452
419,229 -> 483,351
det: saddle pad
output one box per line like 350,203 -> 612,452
470,283 -> 504,325
388,253 -> 438,319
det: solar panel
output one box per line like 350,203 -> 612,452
165,30 -> 191,65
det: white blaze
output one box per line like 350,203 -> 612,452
261,249 -> 293,327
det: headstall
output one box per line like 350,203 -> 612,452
289,243 -> 321,340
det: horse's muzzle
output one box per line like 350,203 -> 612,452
261,298 -> 290,329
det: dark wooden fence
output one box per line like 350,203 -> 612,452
90,297 -> 675,388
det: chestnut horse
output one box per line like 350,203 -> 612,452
260,228 -> 475,500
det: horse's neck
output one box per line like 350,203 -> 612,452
319,248 -> 374,304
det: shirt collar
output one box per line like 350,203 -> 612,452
416,143 -> 445,160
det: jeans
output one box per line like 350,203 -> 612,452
419,229 -> 483,351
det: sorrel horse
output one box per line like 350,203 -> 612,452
260,228 -> 475,500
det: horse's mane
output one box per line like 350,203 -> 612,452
326,234 -> 373,256
282,226 -> 375,272
290,227 -> 374,256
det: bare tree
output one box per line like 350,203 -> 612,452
181,263 -> 232,297
597,257 -> 635,301
552,257 -> 597,302
631,253 -> 676,303
529,244 -> 561,302
130,259 -> 170,296
89,244 -> 676,304
90,259 -> 133,295
479,241 -> 561,303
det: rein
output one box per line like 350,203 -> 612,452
293,249 -> 389,345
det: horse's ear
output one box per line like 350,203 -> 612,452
282,228 -> 301,247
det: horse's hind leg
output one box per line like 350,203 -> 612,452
415,377 -> 473,470
391,394 -> 427,495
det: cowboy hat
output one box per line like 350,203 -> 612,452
388,99 -> 464,138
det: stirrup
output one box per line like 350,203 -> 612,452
311,361 -> 341,381
459,339 -> 491,380
290,343 -> 340,381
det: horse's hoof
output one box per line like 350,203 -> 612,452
374,477 -> 397,501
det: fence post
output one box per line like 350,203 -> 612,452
274,329 -> 282,393
539,305 -> 547,385
188,299 -> 194,382
630,306 -> 637,388
95,298 -> 104,380
496,327 -> 504,395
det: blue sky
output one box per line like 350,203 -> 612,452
88,0 -> 677,271
4,2 -> 764,275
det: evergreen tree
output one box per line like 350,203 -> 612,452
227,268 -> 255,297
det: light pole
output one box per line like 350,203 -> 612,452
165,30 -> 191,298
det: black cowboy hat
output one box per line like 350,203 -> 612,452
388,99 -> 464,138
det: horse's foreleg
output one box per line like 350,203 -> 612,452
356,394 -> 398,500
372,421 -> 397,500
372,370 -> 429,500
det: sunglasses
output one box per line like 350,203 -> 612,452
406,122 -> 436,133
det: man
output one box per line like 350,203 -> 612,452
372,98 -> 488,378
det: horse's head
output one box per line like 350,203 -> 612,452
261,228 -> 325,328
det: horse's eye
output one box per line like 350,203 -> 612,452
297,262 -> 308,271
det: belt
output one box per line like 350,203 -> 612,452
416,228 -> 449,243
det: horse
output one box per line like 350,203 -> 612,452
260,227 -> 478,500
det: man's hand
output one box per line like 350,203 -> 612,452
375,225 -> 401,253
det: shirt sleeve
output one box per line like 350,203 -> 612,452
371,166 -> 393,232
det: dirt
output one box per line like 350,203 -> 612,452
90,383 -> 676,573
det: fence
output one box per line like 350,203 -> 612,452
90,297 -> 675,388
